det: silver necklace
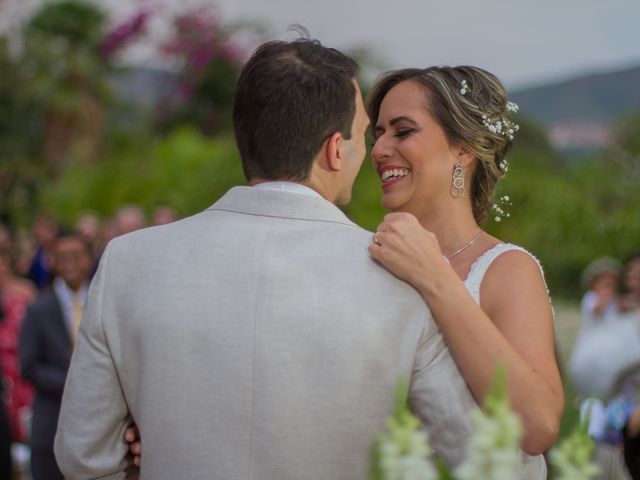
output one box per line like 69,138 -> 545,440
445,230 -> 483,260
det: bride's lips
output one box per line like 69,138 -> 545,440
377,164 -> 411,189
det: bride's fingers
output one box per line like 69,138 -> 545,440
384,212 -> 416,223
368,241 -> 386,262
124,425 -> 139,443
131,441 -> 142,455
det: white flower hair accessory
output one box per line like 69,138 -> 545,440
460,79 -> 470,96
492,195 -> 511,223
482,114 -> 520,141
458,80 -> 520,141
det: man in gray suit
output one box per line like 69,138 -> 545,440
55,39 -> 475,479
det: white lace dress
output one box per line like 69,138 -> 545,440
463,243 -> 548,479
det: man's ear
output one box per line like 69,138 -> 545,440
324,131 -> 343,172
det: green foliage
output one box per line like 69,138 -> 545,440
345,149 -> 386,231
28,0 -> 106,45
0,38 -> 47,224
483,117 -> 640,298
41,128 -> 246,223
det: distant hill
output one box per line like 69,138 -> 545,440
511,64 -> 640,150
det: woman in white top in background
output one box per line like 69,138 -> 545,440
367,67 -> 563,472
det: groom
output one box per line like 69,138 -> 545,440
55,39 -> 476,479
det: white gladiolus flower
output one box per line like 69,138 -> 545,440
373,382 -> 438,480
373,370 -> 598,480
455,367 -> 522,480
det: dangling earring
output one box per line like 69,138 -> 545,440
450,162 -> 465,198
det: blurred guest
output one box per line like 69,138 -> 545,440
0,229 -> 36,443
621,252 -> 640,479
102,217 -> 119,246
14,230 -> 36,278
574,257 -> 638,479
28,216 -> 59,290
580,256 -> 623,324
0,226 -> 9,478
114,205 -> 146,237
0,379 -> 10,480
76,212 -> 105,275
621,252 -> 640,313
0,224 -> 10,250
75,212 -> 104,255
20,232 -> 93,480
152,205 -> 177,226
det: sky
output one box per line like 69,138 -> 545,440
2,0 -> 640,90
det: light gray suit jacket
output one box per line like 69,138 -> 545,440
55,186 -> 476,479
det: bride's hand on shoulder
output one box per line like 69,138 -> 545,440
369,212 -> 449,287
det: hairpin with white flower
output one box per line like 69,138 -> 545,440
458,80 -> 520,141
492,195 -> 512,223
460,79 -> 470,96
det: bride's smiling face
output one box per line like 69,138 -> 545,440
371,80 -> 461,215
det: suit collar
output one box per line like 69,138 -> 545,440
207,186 -> 360,228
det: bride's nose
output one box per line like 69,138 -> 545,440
371,135 -> 391,162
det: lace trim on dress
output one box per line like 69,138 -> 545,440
463,243 -> 550,306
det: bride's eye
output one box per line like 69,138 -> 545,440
395,129 -> 414,139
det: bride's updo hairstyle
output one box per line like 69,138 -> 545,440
368,66 -> 517,223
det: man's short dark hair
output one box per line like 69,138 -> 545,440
233,38 -> 359,181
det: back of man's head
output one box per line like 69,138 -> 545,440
233,38 -> 359,182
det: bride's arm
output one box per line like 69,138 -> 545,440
370,213 -> 563,455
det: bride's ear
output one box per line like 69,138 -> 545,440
456,146 -> 476,168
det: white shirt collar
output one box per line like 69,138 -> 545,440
252,181 -> 323,199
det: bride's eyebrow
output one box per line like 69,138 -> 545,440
389,116 -> 419,127
373,116 -> 420,137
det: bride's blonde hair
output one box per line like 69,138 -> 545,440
367,66 -> 516,223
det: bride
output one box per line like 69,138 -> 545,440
367,66 -> 563,473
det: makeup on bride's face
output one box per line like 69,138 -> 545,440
372,116 -> 423,189
370,81 -> 455,215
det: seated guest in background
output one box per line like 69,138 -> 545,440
19,231 -> 93,480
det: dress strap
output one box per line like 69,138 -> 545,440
464,243 -> 548,304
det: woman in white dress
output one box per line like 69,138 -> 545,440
367,67 -> 564,476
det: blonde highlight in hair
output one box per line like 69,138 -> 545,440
368,66 -> 514,223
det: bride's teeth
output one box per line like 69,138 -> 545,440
381,168 -> 410,182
